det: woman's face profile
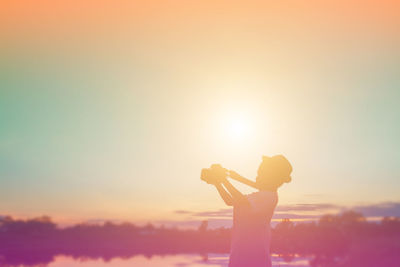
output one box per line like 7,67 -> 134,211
255,164 -> 271,185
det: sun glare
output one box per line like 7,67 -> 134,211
211,103 -> 262,150
225,114 -> 253,142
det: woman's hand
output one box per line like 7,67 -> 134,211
201,166 -> 228,185
202,176 -> 219,185
214,183 -> 233,206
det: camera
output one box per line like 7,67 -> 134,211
201,164 -> 228,184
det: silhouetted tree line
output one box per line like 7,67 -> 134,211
0,211 -> 399,267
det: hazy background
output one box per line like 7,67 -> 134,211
1,0 -> 399,227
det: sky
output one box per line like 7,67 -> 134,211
1,0 -> 400,226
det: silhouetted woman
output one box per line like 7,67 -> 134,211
204,155 -> 292,267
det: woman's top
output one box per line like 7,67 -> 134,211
229,190 -> 278,267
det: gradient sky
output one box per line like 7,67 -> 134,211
1,0 -> 400,225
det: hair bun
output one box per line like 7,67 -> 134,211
257,154 -> 293,189
262,155 -> 271,161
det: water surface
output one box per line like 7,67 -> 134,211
36,254 -> 311,267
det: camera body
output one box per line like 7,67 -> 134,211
201,164 -> 228,184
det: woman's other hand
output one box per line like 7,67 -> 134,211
203,176 -> 219,185
201,169 -> 219,185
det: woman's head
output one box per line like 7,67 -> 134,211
256,155 -> 292,190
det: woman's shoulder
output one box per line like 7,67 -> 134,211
245,191 -> 278,212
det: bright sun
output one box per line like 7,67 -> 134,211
213,105 -> 260,148
225,114 -> 253,142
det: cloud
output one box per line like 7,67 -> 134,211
273,213 -> 319,220
174,210 -> 193,215
173,202 -> 400,225
350,202 -> 400,217
84,219 -> 125,225
80,202 -> 400,230
174,203 -> 341,219
156,219 -> 232,229
275,203 -> 340,212
191,209 -> 232,218
275,202 -> 400,217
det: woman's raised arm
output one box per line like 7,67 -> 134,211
228,170 -> 259,189
214,183 -> 233,206
221,178 -> 249,205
